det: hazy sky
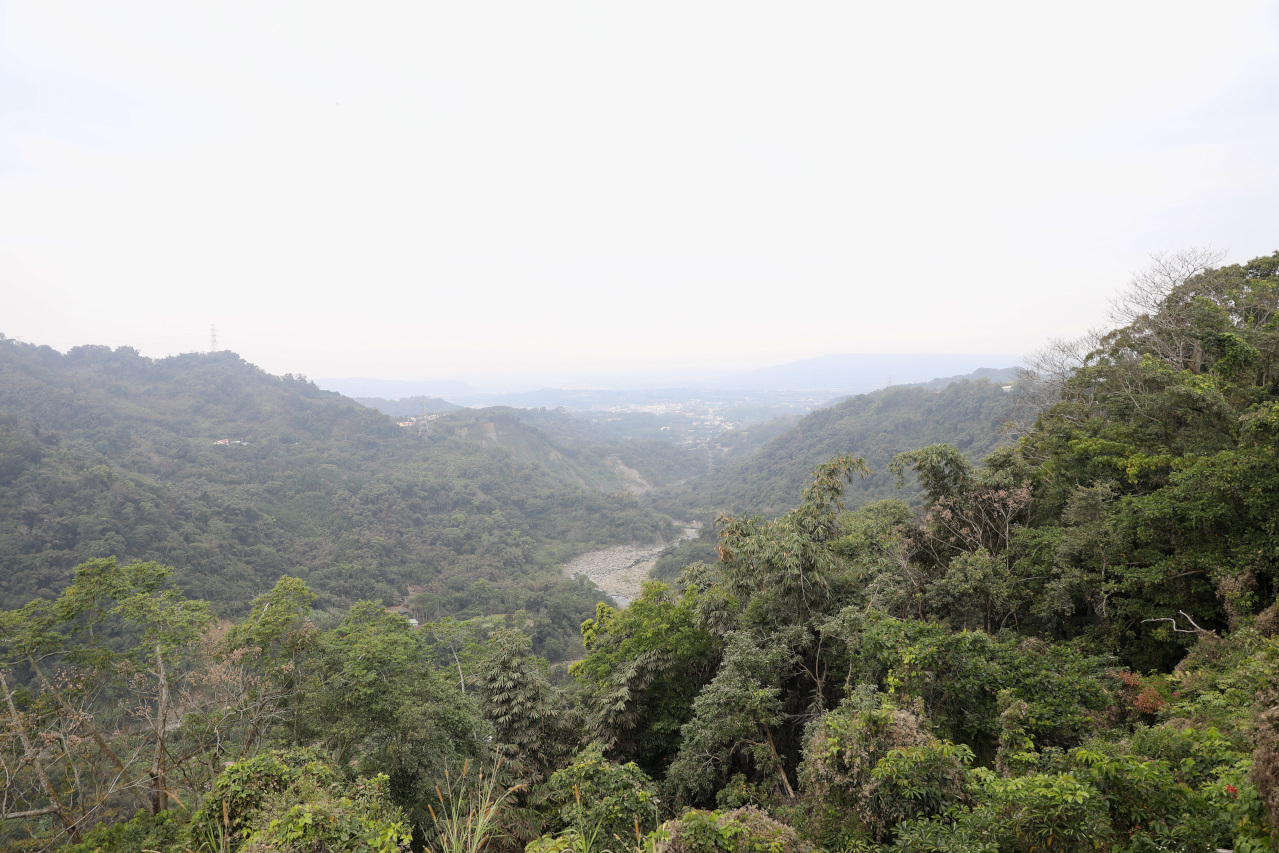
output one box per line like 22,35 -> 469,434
3,2 -> 1278,385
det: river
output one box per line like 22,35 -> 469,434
560,523 -> 701,607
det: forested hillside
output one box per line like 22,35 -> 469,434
666,377 -> 1018,519
0,341 -> 689,657
355,395 -> 462,416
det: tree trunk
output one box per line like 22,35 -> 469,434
1,673 -> 81,843
764,727 -> 796,798
149,642 -> 170,814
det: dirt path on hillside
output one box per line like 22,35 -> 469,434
561,524 -> 700,607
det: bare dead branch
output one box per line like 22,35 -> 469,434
1142,610 -> 1218,637
0,805 -> 61,818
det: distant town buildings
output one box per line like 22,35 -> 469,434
395,414 -> 442,428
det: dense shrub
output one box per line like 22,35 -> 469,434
541,746 -> 661,844
798,694 -> 968,844
655,807 -> 812,853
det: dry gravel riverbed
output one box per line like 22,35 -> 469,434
561,524 -> 700,607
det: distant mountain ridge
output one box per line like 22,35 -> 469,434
905,366 -> 1019,390
355,395 -> 462,416
716,353 -> 1021,392
318,352 -> 1021,400
321,377 -> 476,398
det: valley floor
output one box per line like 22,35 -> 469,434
561,524 -> 700,606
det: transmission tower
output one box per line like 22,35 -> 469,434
210,324 -> 218,352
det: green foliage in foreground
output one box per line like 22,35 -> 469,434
653,806 -> 813,853
4,490 -> 1276,852
541,746 -> 661,844
63,750 -> 414,853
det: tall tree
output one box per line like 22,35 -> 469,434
572,581 -> 720,777
0,558 -> 214,843
474,628 -> 576,789
295,601 -> 485,833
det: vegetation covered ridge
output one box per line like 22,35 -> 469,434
0,341 -> 697,659
664,374 -> 1019,520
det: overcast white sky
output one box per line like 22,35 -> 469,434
3,2 -> 1278,386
